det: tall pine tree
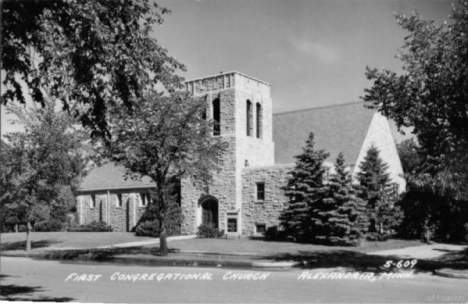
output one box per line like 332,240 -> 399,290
318,153 -> 367,246
280,132 -> 329,242
356,145 -> 401,238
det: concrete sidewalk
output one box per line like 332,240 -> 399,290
97,234 -> 197,249
369,243 -> 466,259
370,243 -> 468,279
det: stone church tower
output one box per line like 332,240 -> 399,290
181,71 -> 275,235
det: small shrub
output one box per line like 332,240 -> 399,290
197,224 -> 224,238
69,221 -> 113,232
18,225 -> 28,232
366,232 -> 389,242
135,220 -> 160,237
134,192 -> 183,237
135,218 -> 181,237
265,226 -> 288,241
34,220 -> 64,232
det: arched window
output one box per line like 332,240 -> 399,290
256,102 -> 262,139
212,98 -> 220,136
246,100 -> 252,136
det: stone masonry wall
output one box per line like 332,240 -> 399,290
79,193 -> 107,224
77,189 -> 152,232
241,164 -> 293,235
181,136 -> 237,234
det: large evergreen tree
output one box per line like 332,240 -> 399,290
280,132 -> 329,242
356,146 -> 391,208
318,153 -> 367,246
106,90 -> 225,256
356,146 -> 401,237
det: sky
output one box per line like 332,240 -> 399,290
153,0 -> 453,113
0,0 -> 454,135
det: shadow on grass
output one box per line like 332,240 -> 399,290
248,236 -> 293,243
0,274 -> 74,302
43,246 -> 180,261
1,240 -> 61,251
436,246 -> 468,261
265,249 -> 468,274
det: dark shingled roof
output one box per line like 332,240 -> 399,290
79,162 -> 155,191
273,101 -> 375,165
80,102 -> 381,191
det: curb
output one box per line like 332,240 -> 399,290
177,250 -> 267,257
252,261 -> 299,269
109,256 -> 299,270
112,256 -> 253,268
434,269 -> 468,280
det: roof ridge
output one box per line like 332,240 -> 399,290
274,101 -> 367,116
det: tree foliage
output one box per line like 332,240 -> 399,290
2,0 -> 184,137
362,1 -> 468,199
0,101 -> 90,249
280,132 -> 329,242
356,146 -> 401,238
318,153 -> 367,246
396,138 -> 422,174
356,146 -> 391,208
106,90 -> 226,255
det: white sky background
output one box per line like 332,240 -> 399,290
1,0 -> 453,138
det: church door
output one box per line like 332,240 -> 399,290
201,199 -> 218,228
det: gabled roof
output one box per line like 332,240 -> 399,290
273,101 -> 375,165
79,162 -> 155,191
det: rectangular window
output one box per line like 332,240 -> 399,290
256,182 -> 265,201
256,103 -> 262,139
90,195 -> 96,209
138,193 -> 150,207
246,100 -> 252,136
139,193 -> 146,207
256,224 -> 266,234
227,218 -> 238,233
213,98 -> 221,136
116,194 -> 122,208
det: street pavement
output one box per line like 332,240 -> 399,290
2,256 -> 468,303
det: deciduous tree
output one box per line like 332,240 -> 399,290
2,0 -> 184,138
396,138 -> 422,174
106,90 -> 226,256
362,1 -> 468,199
0,101 -> 90,250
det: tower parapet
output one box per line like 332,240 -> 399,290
185,71 -> 270,97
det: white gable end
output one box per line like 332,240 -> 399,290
353,113 -> 406,193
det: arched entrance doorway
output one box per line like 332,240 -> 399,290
199,196 -> 219,228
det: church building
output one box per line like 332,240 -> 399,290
76,71 -> 405,235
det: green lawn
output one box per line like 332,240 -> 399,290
0,232 -> 155,251
1,231 -> 424,255
161,237 -> 425,255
